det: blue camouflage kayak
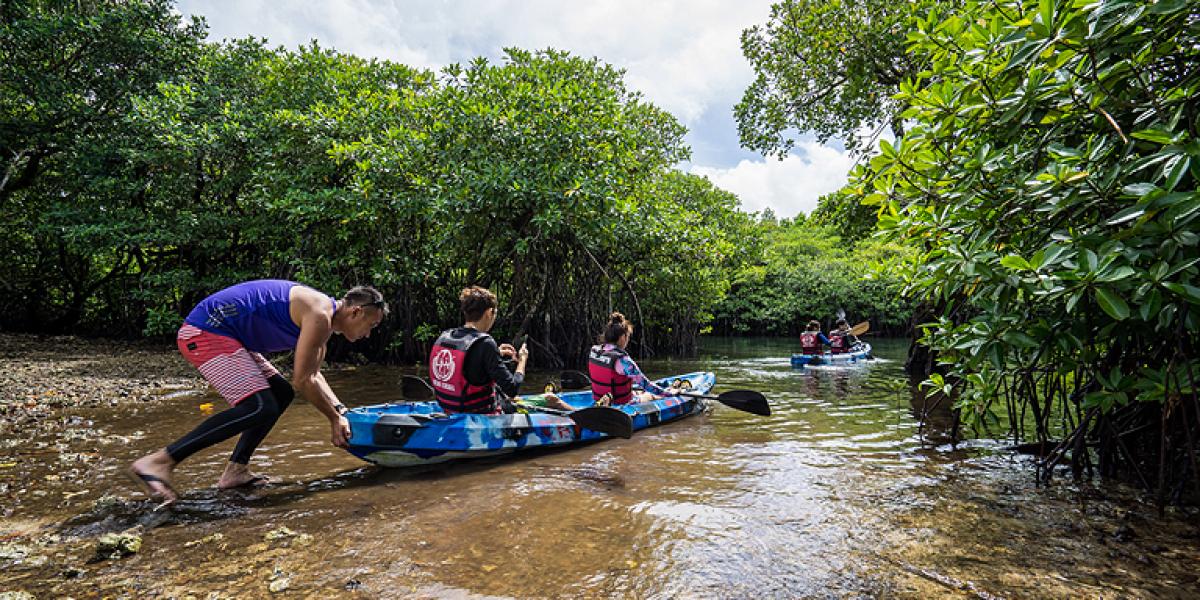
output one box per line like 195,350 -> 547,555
791,343 -> 873,367
343,371 -> 715,467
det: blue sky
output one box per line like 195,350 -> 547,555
175,0 -> 856,217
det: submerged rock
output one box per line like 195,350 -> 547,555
263,526 -> 312,547
94,529 -> 142,560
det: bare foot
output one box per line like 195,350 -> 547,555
129,450 -> 178,505
217,462 -> 269,489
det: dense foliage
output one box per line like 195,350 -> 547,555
0,1 -> 755,365
712,216 -> 915,337
862,0 -> 1199,498
737,0 -> 957,158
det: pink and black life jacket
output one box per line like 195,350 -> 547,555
800,332 -> 822,355
429,329 -> 498,414
588,344 -> 634,405
830,332 -> 849,354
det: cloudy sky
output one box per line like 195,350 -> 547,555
175,0 -> 855,217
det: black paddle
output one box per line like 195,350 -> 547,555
558,370 -> 771,416
513,402 -> 633,439
401,374 -> 435,400
400,374 -> 633,438
675,390 -> 771,416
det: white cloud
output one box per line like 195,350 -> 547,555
689,142 -> 857,218
180,0 -> 770,126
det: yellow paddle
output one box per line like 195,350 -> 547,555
848,321 -> 870,336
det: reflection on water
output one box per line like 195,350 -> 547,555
4,337 -> 1200,598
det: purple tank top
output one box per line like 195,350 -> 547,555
184,280 -> 333,353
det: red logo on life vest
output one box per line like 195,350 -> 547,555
432,349 -> 455,381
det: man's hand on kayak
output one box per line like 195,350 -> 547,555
331,416 -> 351,448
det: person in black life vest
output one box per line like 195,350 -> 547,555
799,319 -> 833,355
828,318 -> 860,354
588,312 -> 676,405
429,286 -> 530,414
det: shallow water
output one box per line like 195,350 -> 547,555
3,337 -> 1200,598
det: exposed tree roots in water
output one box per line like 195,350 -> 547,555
951,350 -> 1200,507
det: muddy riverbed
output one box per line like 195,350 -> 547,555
1,334 -> 1199,599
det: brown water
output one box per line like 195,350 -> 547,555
3,338 -> 1200,598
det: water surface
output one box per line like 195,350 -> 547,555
3,337 -> 1199,598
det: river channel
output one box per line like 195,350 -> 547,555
2,337 -> 1199,598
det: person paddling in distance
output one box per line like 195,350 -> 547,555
588,312 -> 677,405
799,319 -> 833,356
828,318 -> 859,354
429,286 -> 574,414
129,280 -> 388,506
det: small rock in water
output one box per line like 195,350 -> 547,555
264,526 -> 298,542
184,533 -> 225,548
344,579 -> 362,591
1112,524 -> 1137,543
92,494 -> 126,512
94,529 -> 142,560
0,542 -> 34,561
268,566 -> 291,593
264,526 -> 311,547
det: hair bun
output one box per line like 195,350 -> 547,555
609,312 -> 625,325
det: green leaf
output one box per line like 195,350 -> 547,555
1164,282 -> 1200,304
1106,205 -> 1145,226
1082,249 -> 1098,272
1130,129 -> 1176,144
1122,183 -> 1159,197
1096,265 -> 1136,283
1000,254 -> 1031,270
1139,289 -> 1162,321
1094,287 -> 1130,320
1003,330 -> 1039,349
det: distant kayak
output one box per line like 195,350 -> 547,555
791,343 -> 873,367
343,371 -> 715,467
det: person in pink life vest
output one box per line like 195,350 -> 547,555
129,280 -> 388,506
799,319 -> 833,355
587,312 -> 678,406
428,286 -> 573,414
828,318 -> 859,354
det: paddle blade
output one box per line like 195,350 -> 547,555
401,375 -> 434,400
559,370 -> 591,390
849,321 -> 870,336
717,390 -> 771,416
569,406 -> 633,439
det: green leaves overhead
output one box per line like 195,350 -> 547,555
737,0 -> 961,158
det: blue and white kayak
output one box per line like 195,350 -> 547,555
791,343 -> 873,367
343,371 -> 715,467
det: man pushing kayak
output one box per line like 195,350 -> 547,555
129,279 -> 387,506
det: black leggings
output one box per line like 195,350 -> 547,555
166,375 -> 295,465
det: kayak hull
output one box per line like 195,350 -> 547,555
343,371 -> 715,467
791,343 -> 873,367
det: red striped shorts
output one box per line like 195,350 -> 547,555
177,324 -> 280,405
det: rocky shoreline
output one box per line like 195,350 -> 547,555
0,333 -> 203,437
